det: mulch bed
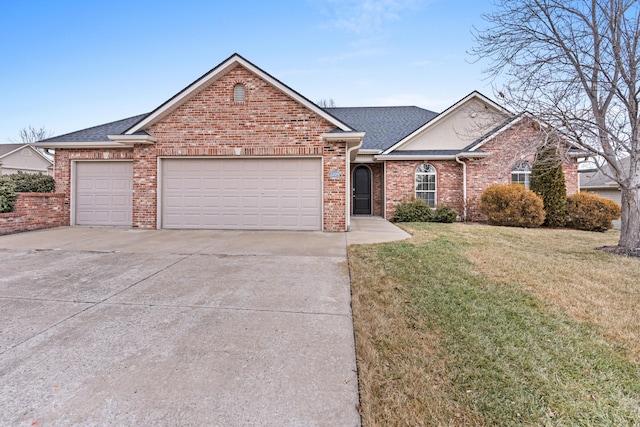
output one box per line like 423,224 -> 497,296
597,245 -> 640,258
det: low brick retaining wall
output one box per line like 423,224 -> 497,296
0,193 -> 67,235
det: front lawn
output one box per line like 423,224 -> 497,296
349,223 -> 640,426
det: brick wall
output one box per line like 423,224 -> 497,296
148,64 -> 347,231
381,119 -> 580,221
465,119 -> 580,221
132,145 -> 157,229
50,65 -> 349,232
385,160 -> 464,219
0,193 -> 66,235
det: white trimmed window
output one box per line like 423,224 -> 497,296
233,84 -> 246,102
415,163 -> 437,207
511,161 -> 531,188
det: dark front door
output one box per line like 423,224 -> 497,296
353,166 -> 372,215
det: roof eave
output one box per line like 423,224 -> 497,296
108,135 -> 158,145
580,184 -> 620,190
381,91 -> 512,155
375,152 -> 491,161
33,141 -> 129,149
321,132 -> 366,143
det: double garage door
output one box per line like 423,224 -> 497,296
74,158 -> 322,231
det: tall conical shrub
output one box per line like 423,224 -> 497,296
530,137 -> 567,227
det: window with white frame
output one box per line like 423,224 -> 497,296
415,163 -> 437,207
511,161 -> 531,188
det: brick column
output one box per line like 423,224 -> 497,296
132,144 -> 158,229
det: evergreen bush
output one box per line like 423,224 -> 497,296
530,140 -> 567,227
392,200 -> 459,223
479,183 -> 546,227
432,205 -> 458,223
566,192 -> 621,232
392,199 -> 433,222
0,176 -> 16,213
10,171 -> 55,193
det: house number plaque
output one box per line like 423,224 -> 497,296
328,170 -> 341,180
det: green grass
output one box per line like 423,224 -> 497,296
349,223 -> 640,426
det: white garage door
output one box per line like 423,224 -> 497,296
75,161 -> 133,226
161,158 -> 322,230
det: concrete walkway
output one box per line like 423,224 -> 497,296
347,216 -> 411,245
0,219 -> 408,426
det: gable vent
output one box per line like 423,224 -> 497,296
233,84 -> 246,102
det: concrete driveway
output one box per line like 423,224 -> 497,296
0,226 -> 367,426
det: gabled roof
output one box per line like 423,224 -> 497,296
381,91 -> 511,155
0,143 -> 54,166
580,157 -> 630,189
126,53 -> 353,134
0,144 -> 29,157
325,106 -> 438,151
40,114 -> 150,145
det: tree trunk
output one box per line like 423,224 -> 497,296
618,186 -> 640,249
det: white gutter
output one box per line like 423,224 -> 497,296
322,132 -> 365,231
455,155 -> 467,221
33,141 -> 128,149
108,134 -> 158,145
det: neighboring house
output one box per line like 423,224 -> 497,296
35,53 -> 582,232
0,144 -> 53,176
579,158 -> 627,229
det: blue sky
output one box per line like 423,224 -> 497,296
0,0 -> 498,142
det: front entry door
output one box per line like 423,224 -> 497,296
353,166 -> 372,215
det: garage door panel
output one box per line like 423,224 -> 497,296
162,158 -> 321,230
76,162 -> 132,226
203,178 -> 222,190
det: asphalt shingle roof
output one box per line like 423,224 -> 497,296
41,114 -> 150,143
0,144 -> 28,157
324,106 -> 439,151
580,157 -> 630,188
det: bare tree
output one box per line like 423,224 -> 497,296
472,0 -> 640,250
317,98 -> 337,108
9,125 -> 53,144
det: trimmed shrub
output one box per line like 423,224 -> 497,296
0,176 -> 16,213
392,199 -> 433,222
566,192 -> 621,232
392,200 -> 459,223
10,171 -> 55,193
432,205 -> 458,223
479,183 -> 546,227
530,140 -> 567,227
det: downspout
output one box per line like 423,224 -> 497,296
455,155 -> 467,221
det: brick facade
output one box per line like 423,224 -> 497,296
53,65 -> 349,232
466,119 -> 580,221
384,160 -> 464,219
148,65 -> 346,231
47,62 -> 580,232
0,193 -> 66,235
371,119 -> 580,222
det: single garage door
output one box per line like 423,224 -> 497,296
75,161 -> 133,226
162,158 -> 322,230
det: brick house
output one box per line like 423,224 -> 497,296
36,53 -> 582,232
